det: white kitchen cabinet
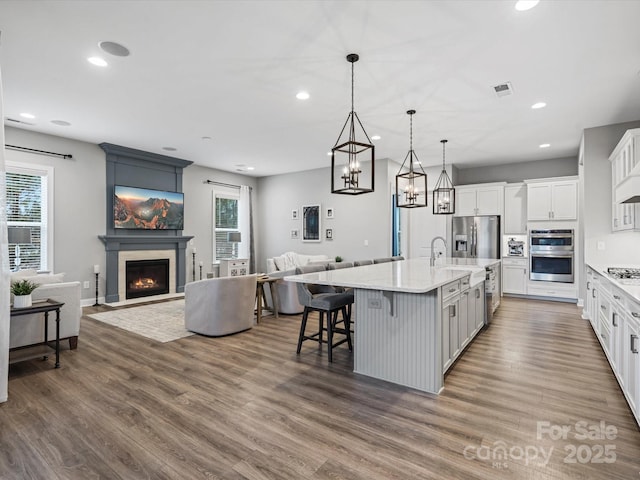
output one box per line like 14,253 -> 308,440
502,257 -> 528,295
454,183 -> 505,217
504,183 -> 527,234
527,280 -> 577,300
526,178 -> 578,221
587,268 -> 640,426
609,129 -> 640,232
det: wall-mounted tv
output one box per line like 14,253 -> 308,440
114,185 -> 184,230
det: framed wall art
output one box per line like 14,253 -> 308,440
302,204 -> 321,242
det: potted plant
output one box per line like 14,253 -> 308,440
11,279 -> 39,308
335,256 -> 343,263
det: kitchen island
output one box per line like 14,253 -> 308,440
286,257 -> 500,394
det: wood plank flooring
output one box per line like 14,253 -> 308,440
1,296 -> 639,479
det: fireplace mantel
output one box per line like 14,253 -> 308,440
99,235 -> 193,303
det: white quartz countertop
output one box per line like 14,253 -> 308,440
285,257 -> 500,293
587,262 -> 640,303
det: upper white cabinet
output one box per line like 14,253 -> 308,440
454,183 -> 505,217
609,128 -> 640,232
504,183 -> 527,234
526,178 -> 578,221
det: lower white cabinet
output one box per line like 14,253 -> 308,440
442,277 -> 485,373
502,257 -> 528,294
588,268 -> 640,426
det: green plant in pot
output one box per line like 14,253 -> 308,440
11,279 -> 39,308
335,256 -> 343,263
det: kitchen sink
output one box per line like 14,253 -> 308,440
436,265 -> 486,287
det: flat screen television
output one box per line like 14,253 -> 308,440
114,185 -> 184,230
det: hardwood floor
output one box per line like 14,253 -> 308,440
1,297 -> 639,479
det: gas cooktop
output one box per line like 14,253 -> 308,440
607,267 -> 640,285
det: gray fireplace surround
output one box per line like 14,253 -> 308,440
98,143 -> 193,303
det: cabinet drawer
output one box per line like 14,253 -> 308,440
460,275 -> 471,290
502,257 -> 527,266
442,280 -> 461,300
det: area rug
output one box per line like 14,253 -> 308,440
87,299 -> 193,343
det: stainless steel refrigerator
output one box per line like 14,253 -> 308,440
452,216 -> 501,259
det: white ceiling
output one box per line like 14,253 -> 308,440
1,0 -> 640,177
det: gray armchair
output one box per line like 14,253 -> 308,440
185,274 -> 257,336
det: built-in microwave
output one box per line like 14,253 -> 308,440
529,229 -> 574,283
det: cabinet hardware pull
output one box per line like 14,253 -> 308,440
450,305 -> 456,317
600,305 -> 606,310
449,288 -> 456,293
613,295 -> 620,300
632,335 -> 639,354
592,289 -> 596,298
632,312 -> 640,318
587,281 -> 591,290
612,313 -> 618,327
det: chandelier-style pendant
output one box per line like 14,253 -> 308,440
331,53 -> 375,195
433,139 -> 455,215
395,110 -> 428,208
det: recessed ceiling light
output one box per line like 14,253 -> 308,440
162,147 -> 177,151
201,136 -> 212,141
515,0 -> 539,11
88,56 -> 108,67
246,166 -> 255,171
327,151 -> 332,156
371,135 -> 381,140
296,91 -> 310,100
539,143 -> 551,148
99,41 -> 130,57
20,113 -> 35,119
531,102 -> 547,109
51,120 -> 71,126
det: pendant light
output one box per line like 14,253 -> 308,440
395,110 -> 428,208
331,53 -> 374,195
433,139 -> 455,215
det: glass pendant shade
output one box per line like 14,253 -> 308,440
331,53 -> 375,195
433,139 -> 455,215
395,110 -> 427,208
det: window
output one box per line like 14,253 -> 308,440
214,194 -> 240,260
5,163 -> 53,271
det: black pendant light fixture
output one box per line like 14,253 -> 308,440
395,110 -> 428,208
433,139 -> 455,215
331,53 -> 375,195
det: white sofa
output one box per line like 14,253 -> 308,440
10,270 -> 82,350
265,252 -> 331,314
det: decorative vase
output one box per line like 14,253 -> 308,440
13,294 -> 32,309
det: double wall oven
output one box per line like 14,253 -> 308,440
529,229 -> 574,283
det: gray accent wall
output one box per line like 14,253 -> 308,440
455,156 -> 578,185
4,127 -> 258,302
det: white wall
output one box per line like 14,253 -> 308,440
455,156 -> 578,185
256,159 -> 393,271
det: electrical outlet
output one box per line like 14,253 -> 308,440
368,298 -> 382,309
597,241 -> 605,251
364,239 -> 369,246
83,281 -> 90,289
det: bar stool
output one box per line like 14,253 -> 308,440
295,265 -> 354,362
373,257 -> 393,264
391,256 -> 405,261
353,259 -> 373,267
327,261 -> 354,270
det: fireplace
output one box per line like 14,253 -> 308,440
125,259 -> 170,299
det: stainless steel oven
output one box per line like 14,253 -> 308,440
529,229 -> 574,283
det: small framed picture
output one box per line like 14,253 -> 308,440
326,207 -> 334,219
326,228 -> 333,240
291,209 -> 298,220
291,229 -> 299,239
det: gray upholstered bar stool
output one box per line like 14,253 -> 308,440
353,259 -> 373,267
373,257 -> 393,264
327,261 -> 354,270
391,256 -> 405,261
295,265 -> 354,362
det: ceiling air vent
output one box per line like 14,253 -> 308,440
493,82 -> 514,97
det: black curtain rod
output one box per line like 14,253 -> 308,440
5,144 -> 73,159
203,180 -> 252,190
